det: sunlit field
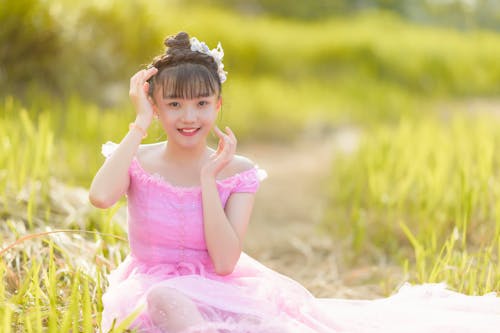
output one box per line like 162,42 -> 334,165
324,114 -> 500,295
2,0 -> 500,331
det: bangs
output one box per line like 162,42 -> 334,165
156,63 -> 220,99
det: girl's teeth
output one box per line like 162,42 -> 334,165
181,128 -> 197,133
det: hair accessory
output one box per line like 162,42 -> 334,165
129,122 -> 148,139
190,37 -> 227,84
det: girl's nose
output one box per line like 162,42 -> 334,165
182,107 -> 197,122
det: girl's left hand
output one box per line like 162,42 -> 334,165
201,126 -> 237,179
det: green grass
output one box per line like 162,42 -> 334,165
0,235 -> 143,332
1,240 -> 101,331
324,113 -> 500,294
5,2 -> 500,146
5,2 -> 500,125
2,2 -> 500,330
0,102 -> 132,331
16,2 -> 500,97
2,94 -> 499,331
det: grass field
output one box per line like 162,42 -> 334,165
323,113 -> 500,295
1,1 -> 500,330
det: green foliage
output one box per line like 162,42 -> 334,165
1,2 -> 500,330
2,1 -> 500,109
0,101 -> 132,331
2,4 -> 500,144
324,113 -> 500,293
187,0 -> 500,30
0,0 -> 62,96
0,98 -> 54,228
192,0 -> 354,20
0,244 -> 108,332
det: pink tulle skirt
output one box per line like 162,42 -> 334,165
100,252 -> 500,333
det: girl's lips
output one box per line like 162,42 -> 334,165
178,128 -> 201,136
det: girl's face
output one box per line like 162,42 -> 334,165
152,91 -> 221,148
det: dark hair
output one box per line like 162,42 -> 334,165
148,32 -> 221,99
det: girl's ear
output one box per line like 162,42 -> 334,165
216,97 -> 222,111
149,95 -> 159,113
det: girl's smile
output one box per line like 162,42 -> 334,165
178,127 -> 201,136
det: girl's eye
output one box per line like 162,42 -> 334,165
198,101 -> 208,107
169,102 -> 180,108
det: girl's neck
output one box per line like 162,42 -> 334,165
162,140 -> 209,166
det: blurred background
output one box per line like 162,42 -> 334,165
2,0 -> 500,181
1,0 -> 500,329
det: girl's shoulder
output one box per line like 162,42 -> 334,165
221,154 -> 267,194
136,141 -> 165,155
101,140 -> 165,159
221,154 -> 257,179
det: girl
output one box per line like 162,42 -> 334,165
90,32 -> 500,333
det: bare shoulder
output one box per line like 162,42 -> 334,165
231,154 -> 256,172
136,141 -> 165,161
221,154 -> 256,178
137,141 -> 165,153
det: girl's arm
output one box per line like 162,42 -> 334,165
201,126 -> 255,275
88,125 -> 144,208
88,67 -> 157,208
201,172 -> 255,275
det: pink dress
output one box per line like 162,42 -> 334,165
100,141 -> 500,333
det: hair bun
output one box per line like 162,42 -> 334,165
164,32 -> 190,52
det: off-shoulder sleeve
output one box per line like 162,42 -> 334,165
231,167 -> 268,194
101,141 -> 119,159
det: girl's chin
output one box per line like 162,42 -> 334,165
169,129 -> 208,145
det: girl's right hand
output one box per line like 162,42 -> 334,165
129,67 -> 158,127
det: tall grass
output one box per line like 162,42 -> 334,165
1,239 -> 101,331
4,2 -> 500,114
2,2 -> 500,330
0,97 -> 53,229
324,113 -> 500,294
0,235 -> 142,332
35,2 -> 500,98
4,2 -> 500,147
0,101 -> 134,331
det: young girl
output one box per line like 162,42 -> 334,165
90,32 -> 500,333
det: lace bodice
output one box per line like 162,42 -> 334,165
101,141 -> 267,267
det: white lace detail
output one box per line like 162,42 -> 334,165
256,167 -> 268,182
130,157 -> 264,194
100,141 -> 266,193
101,141 -> 119,158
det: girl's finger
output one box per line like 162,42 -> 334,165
131,68 -> 157,86
225,126 -> 234,137
144,67 -> 158,80
215,126 -> 229,147
225,126 -> 237,145
215,138 -> 224,155
222,137 -> 235,160
214,134 -> 225,155
213,126 -> 236,164
225,135 -> 236,154
213,126 -> 227,140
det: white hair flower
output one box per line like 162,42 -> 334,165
190,37 -> 227,84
